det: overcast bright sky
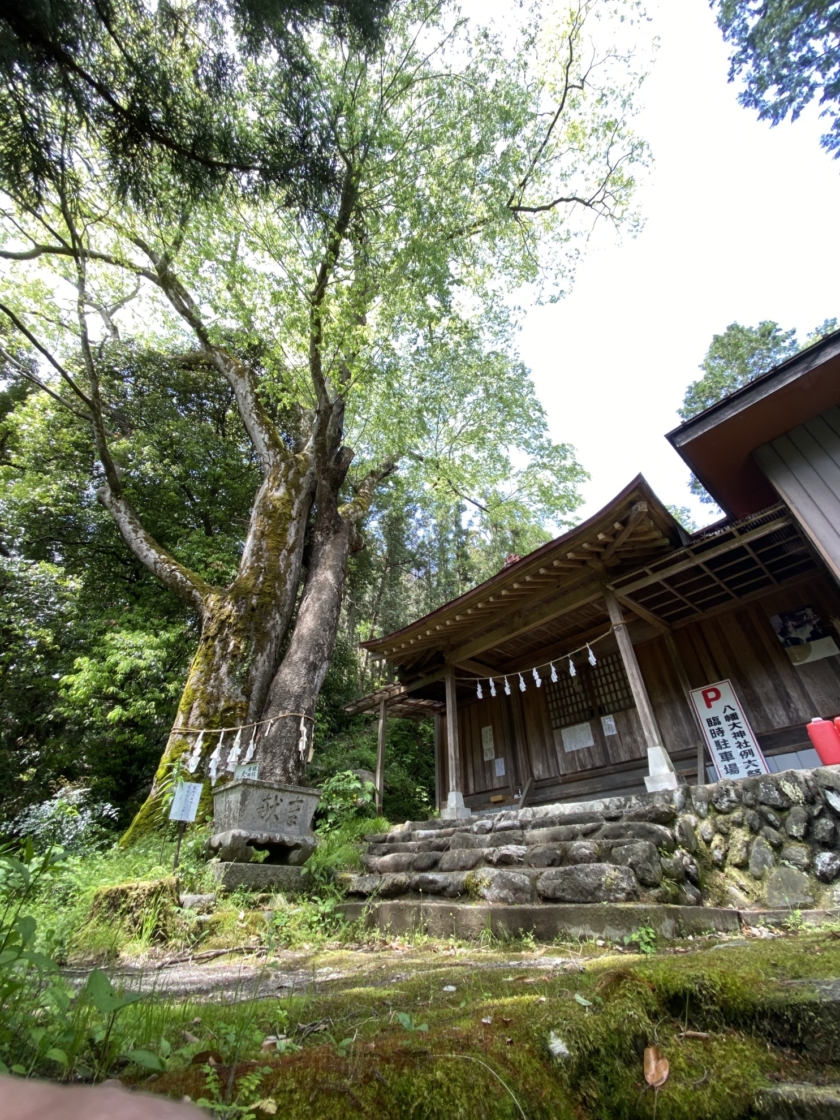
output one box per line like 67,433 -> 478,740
507,0 -> 840,530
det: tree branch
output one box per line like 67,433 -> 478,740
130,234 -> 285,472
64,203 -> 127,499
309,168 -> 358,414
0,343 -> 91,421
406,450 -> 490,512
507,9 -> 586,211
97,484 -> 214,614
3,9 -> 263,178
0,300 -> 94,411
339,456 -> 398,522
0,240 -> 159,282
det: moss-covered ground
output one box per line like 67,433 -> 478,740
109,929 -> 840,1120
16,825 -> 840,1116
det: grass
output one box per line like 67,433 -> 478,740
8,820 -> 840,1115
24,814 -> 391,963
115,930 -> 840,1120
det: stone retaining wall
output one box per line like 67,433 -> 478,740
342,767 -> 840,911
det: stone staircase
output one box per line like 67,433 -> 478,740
344,790 -> 700,908
340,768 -> 840,939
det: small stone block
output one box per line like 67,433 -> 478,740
212,863 -> 305,892
749,836 -> 776,880
813,816 -> 836,845
536,863 -> 638,903
785,805 -> 809,840
179,893 -> 217,911
815,851 -> 840,883
780,842 -> 811,871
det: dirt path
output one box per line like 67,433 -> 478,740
62,946 -> 592,1002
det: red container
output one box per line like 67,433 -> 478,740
807,717 -> 840,765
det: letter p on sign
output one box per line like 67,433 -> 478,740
701,687 -> 721,709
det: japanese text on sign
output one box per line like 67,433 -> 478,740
481,725 -> 495,761
689,680 -> 769,781
169,781 -> 203,822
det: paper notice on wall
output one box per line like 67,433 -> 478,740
560,721 -> 594,753
481,725 -> 495,761
770,605 -> 840,665
601,714 -> 617,736
494,756 -> 505,777
689,679 -> 769,780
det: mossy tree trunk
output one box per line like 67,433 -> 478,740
103,175 -> 396,841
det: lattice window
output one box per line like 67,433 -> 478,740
590,652 -> 635,716
545,671 -> 594,730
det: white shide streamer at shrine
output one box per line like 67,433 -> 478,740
464,626 -> 615,701
169,711 -> 315,784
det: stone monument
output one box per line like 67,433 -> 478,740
208,777 -> 320,891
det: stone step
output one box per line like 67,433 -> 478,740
211,862 -> 305,892
355,769 -> 840,914
366,820 -> 677,858
360,836 -> 694,889
344,859 -> 701,907
753,1083 -> 840,1119
365,799 -> 678,848
340,898 -> 740,940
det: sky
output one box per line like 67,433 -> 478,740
510,0 -> 840,530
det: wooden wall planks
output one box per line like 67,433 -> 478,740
755,405 -> 840,582
634,635 -> 702,753
451,574 -> 840,805
671,574 -> 840,734
457,693 -> 514,796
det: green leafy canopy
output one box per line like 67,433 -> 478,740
713,0 -> 840,159
0,0 -> 651,556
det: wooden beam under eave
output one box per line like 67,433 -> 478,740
446,581 -> 602,664
496,618 -> 616,674
614,594 -> 669,633
608,515 -> 792,597
602,502 -> 648,560
454,657 -> 500,677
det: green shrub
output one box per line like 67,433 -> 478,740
0,841 -> 150,1078
8,785 -> 118,854
307,814 -> 390,890
315,770 -> 376,833
310,717 -> 435,822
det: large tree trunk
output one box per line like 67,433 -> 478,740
257,494 -> 356,784
120,455 -> 317,841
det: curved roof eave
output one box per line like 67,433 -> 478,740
362,473 -> 684,658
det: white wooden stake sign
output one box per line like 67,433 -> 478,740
169,781 -> 203,869
689,680 -> 769,781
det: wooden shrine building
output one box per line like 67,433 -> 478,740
347,330 -> 840,816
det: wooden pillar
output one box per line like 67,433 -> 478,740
603,587 -> 677,790
375,698 -> 387,813
663,630 -> 708,785
603,587 -> 663,750
442,665 -> 470,818
433,712 -> 442,812
445,666 -> 460,794
616,589 -> 707,785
